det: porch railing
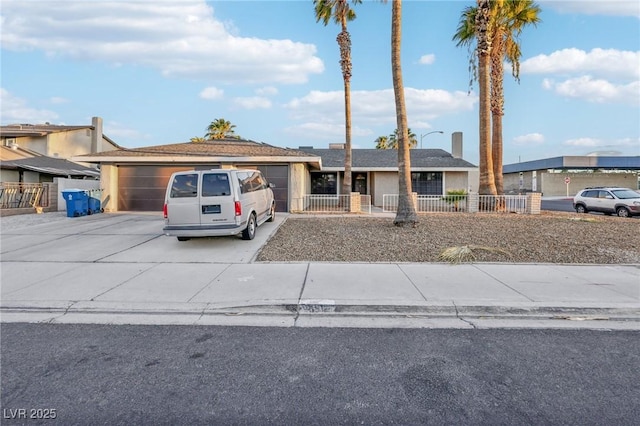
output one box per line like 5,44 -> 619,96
383,193 -> 538,214
0,183 -> 49,209
297,194 -> 372,214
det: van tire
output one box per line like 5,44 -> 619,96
177,237 -> 190,242
242,214 -> 256,240
267,202 -> 275,222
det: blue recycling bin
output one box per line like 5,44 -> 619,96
62,189 -> 88,217
87,189 -> 103,214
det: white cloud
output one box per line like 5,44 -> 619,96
545,76 -> 639,105
285,88 -> 477,128
541,1 -> 640,18
521,48 -> 640,80
563,137 -> 640,149
256,86 -> 278,96
199,87 -> 224,100
419,54 -> 436,65
513,133 -> 545,146
0,0 -> 324,85
232,97 -> 271,109
0,88 -> 59,124
523,48 -> 640,105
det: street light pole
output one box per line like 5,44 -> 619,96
420,130 -> 444,149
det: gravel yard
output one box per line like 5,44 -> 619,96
257,212 -> 640,264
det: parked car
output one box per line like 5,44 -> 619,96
163,169 -> 275,241
573,187 -> 640,217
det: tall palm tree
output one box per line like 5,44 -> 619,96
390,0 -> 417,225
314,0 -> 361,196
205,118 -> 237,140
490,0 -> 541,194
454,1 -> 540,195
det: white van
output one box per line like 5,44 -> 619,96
163,169 -> 276,241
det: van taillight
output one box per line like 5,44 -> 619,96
235,201 -> 242,216
163,203 -> 168,218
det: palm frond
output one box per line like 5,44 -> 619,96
438,245 -> 511,264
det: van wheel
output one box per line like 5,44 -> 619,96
242,214 -> 256,240
267,202 -> 275,222
177,237 -> 190,242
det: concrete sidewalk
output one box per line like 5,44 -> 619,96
1,212 -> 639,329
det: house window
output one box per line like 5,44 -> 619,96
411,172 -> 443,195
311,172 -> 337,194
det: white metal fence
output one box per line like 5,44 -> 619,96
297,194 -> 372,214
477,195 -> 528,214
383,193 -> 531,214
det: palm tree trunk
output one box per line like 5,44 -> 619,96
476,0 -> 497,196
391,0 -> 417,226
491,30 -> 505,195
338,24 -> 352,197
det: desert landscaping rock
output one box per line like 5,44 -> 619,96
256,212 -> 640,264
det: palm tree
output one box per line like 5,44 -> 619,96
454,1 -> 540,195
314,0 -> 361,196
390,0 -> 417,225
490,0 -> 541,194
205,118 -> 237,140
388,128 -> 418,149
472,0 -> 497,195
375,135 -> 390,149
190,137 -> 205,143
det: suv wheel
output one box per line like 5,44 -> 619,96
616,206 -> 630,218
575,204 -> 587,214
242,213 -> 256,240
267,202 -> 275,222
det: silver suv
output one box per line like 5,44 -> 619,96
573,187 -> 640,217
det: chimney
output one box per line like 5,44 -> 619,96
91,116 -> 103,153
329,143 -> 345,150
452,131 -> 463,159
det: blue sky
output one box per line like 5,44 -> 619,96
1,0 -> 639,165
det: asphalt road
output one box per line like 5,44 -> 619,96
2,324 -> 639,425
541,198 -> 575,212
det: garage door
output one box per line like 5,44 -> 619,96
249,165 -> 289,212
118,166 -> 193,211
118,164 -> 290,212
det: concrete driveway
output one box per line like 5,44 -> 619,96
0,212 -> 285,264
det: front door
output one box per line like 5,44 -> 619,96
352,172 -> 367,194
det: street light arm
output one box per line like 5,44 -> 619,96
419,130 -> 444,149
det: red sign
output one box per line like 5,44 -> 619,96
564,177 -> 571,184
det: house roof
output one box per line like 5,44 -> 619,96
302,148 -> 477,170
74,139 -> 323,167
0,123 -> 121,147
1,155 -> 100,178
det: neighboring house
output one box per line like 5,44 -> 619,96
74,133 -> 479,213
0,116 -> 120,168
503,156 -> 640,196
0,117 -> 117,214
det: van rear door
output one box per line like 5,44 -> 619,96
166,172 -> 200,226
199,171 -> 237,227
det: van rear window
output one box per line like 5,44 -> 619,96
202,173 -> 231,197
170,174 -> 198,198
